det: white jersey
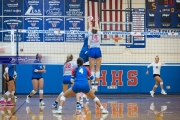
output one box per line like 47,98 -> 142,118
63,61 -> 77,76
148,62 -> 162,75
88,31 -> 101,48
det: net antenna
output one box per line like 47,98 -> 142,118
0,29 -> 16,55
100,22 -> 134,46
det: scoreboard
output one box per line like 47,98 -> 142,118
146,0 -> 180,28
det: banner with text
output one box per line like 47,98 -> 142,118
65,17 -> 84,42
3,0 -> 23,16
24,0 -> 43,16
44,0 -> 64,16
24,17 -> 43,42
65,0 -> 84,16
3,17 -> 23,42
44,17 -> 64,42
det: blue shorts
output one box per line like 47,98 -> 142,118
72,81 -> 90,94
63,75 -> 72,84
89,48 -> 102,59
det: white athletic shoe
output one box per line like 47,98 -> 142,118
161,90 -> 167,95
26,106 -> 30,114
161,106 -> 167,111
150,91 -> 155,97
39,101 -> 45,106
53,114 -> 62,120
101,109 -> 108,114
150,103 -> 155,111
52,109 -> 62,114
100,114 -> 108,120
26,96 -> 30,103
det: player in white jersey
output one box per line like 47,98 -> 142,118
146,56 -> 167,97
52,54 -> 77,108
87,17 -> 101,92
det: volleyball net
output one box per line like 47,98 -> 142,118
0,29 -> 180,65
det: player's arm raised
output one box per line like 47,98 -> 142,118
146,63 -> 153,75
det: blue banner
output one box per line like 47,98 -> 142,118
65,17 -> 85,42
0,0 -> 2,16
65,0 -> 84,16
3,17 -> 23,42
44,0 -> 64,16
24,17 -> 43,42
24,0 -> 43,16
3,0 -> 23,16
44,17 -> 64,42
0,17 -> 2,42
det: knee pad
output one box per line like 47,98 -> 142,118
160,82 -> 163,85
60,92 -> 64,95
95,72 -> 100,78
32,90 -> 36,94
154,85 -> 158,88
60,96 -> 66,101
5,91 -> 10,96
39,90 -> 43,94
93,97 -> 99,102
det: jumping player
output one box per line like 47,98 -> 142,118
88,17 -> 102,92
52,54 -> 77,108
26,53 -> 46,106
146,55 -> 167,97
52,58 -> 108,114
0,64 -> 16,106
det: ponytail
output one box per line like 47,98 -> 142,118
64,54 -> 73,65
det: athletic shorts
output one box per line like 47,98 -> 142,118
63,75 -> 72,84
72,81 -> 90,94
153,74 -> 160,78
32,78 -> 42,80
6,76 -> 14,82
89,48 -> 102,59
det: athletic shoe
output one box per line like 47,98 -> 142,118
52,103 -> 57,108
150,91 -> 155,97
101,109 -> 108,114
161,106 -> 167,111
161,90 -> 167,95
100,114 -> 108,120
26,96 -> 30,103
39,101 -> 45,106
6,101 -> 14,106
150,102 -> 155,111
0,100 -> 6,106
53,114 -> 62,120
26,106 -> 30,114
52,109 -> 62,114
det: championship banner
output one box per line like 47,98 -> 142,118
65,0 -> 84,16
44,17 -> 64,42
3,17 -> 23,42
24,17 -> 43,42
65,17 -> 85,42
3,0 -> 23,16
44,0 -> 64,16
24,0 -> 43,16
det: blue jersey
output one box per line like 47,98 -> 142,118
79,37 -> 89,63
7,64 -> 14,78
72,66 -> 92,82
32,59 -> 44,78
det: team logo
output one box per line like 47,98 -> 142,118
31,22 -> 36,27
10,24 -> 16,29
72,22 -> 77,27
52,23 -> 57,27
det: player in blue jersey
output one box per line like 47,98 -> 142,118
52,58 -> 108,114
52,54 -> 77,108
26,53 -> 46,106
0,64 -> 16,106
79,37 -> 89,63
87,17 -> 102,92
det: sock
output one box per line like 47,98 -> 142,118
100,106 -> 104,110
58,106 -> 62,110
7,98 -> 11,101
55,101 -> 58,104
40,99 -> 43,102
28,95 -> 32,98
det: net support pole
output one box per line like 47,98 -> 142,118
10,30 -> 15,56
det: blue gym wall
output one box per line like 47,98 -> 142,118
15,65 -> 180,94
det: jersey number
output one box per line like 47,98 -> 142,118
79,68 -> 83,74
65,63 -> 71,68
